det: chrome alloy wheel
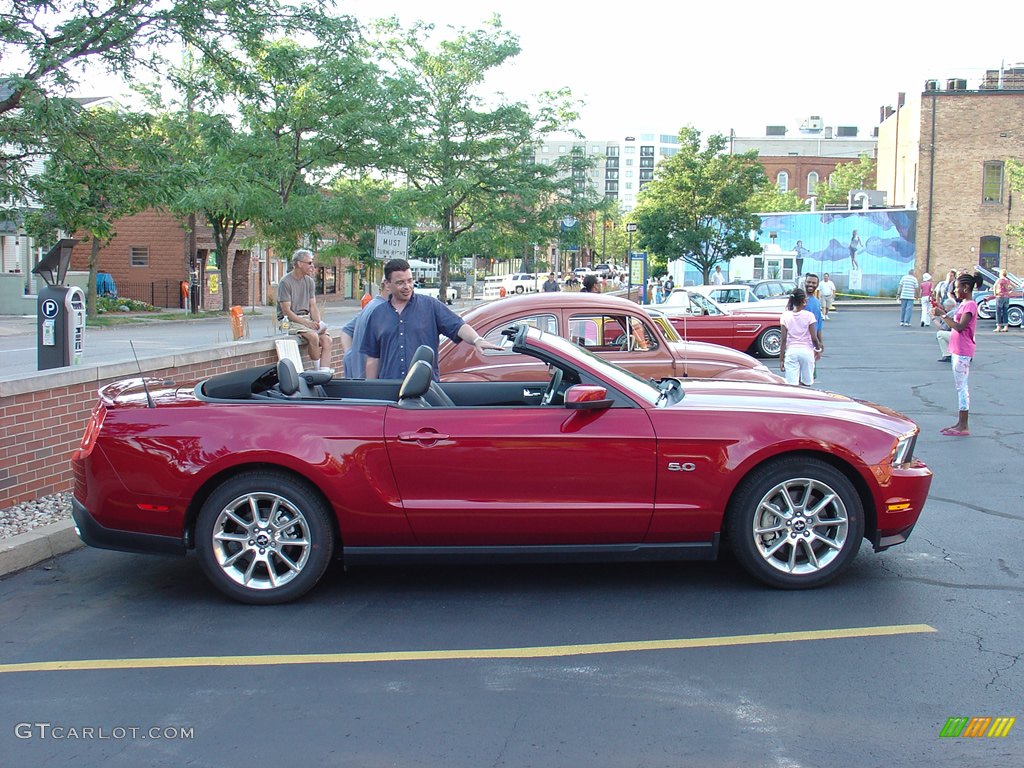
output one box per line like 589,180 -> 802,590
210,492 -> 312,590
750,477 -> 849,575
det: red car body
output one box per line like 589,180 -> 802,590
71,326 -> 931,604
438,292 -> 783,384
661,289 -> 784,357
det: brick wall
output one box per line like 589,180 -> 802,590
916,91 -> 1024,278
0,340 -> 284,510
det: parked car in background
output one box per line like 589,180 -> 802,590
438,293 -> 783,384
742,278 -> 797,300
662,289 -> 784,357
72,324 -> 932,603
414,280 -> 458,304
976,290 -> 1024,326
689,283 -> 790,313
502,273 -> 540,294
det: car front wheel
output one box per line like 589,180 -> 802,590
726,457 -> 864,589
754,327 -> 783,357
195,472 -> 334,604
1008,305 -> 1023,327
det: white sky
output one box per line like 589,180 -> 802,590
336,0 -> 1023,139
66,0 -> 1022,140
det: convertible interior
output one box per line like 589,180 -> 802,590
198,343 -> 579,409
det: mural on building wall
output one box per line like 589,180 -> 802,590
755,209 -> 917,296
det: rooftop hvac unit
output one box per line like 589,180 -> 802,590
836,126 -> 858,137
800,116 -> 824,131
947,78 -> 967,90
924,79 -> 940,91
765,125 -> 786,136
848,190 -> 888,209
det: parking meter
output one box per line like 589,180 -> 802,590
32,238 -> 85,370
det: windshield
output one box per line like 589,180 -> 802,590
524,328 -> 663,406
646,311 -> 683,342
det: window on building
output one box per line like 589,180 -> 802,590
606,169 -> 619,180
606,146 -> 619,157
625,158 -> 633,166
130,247 -> 149,267
982,161 -> 1004,204
640,134 -> 655,142
624,146 -> 635,154
660,135 -> 678,145
776,171 -> 789,192
640,157 -> 654,169
979,236 -> 1001,269
559,145 -> 568,153
625,182 -> 633,190
640,145 -> 655,157
605,180 -> 619,194
625,170 -> 634,178
807,171 -> 819,196
605,157 -> 619,169
639,169 -> 654,181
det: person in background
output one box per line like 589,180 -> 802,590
711,265 -> 725,285
340,279 -> 389,378
778,288 -> 822,387
542,272 -> 560,292
897,269 -> 918,327
581,274 -> 601,293
919,272 -> 933,327
936,273 -> 979,436
277,248 -> 333,374
993,267 -> 1012,332
819,273 -> 836,319
932,296 -> 957,362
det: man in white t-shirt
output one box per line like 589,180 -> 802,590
819,273 -> 836,318
277,248 -> 333,373
711,265 -> 725,285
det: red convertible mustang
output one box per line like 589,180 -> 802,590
72,327 -> 932,604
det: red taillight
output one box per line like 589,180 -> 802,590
75,404 -> 107,458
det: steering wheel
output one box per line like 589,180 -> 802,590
542,367 -> 564,406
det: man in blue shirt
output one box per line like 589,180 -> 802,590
361,259 -> 500,380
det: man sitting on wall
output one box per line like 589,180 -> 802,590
277,248 -> 333,374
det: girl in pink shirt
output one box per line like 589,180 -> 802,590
939,273 -> 978,436
779,288 -> 822,386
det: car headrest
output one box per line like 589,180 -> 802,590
277,358 -> 300,396
410,344 -> 435,369
399,360 -> 433,401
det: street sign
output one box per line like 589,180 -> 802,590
374,226 -> 409,261
625,223 -> 638,233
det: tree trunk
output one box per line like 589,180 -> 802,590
87,238 -> 100,319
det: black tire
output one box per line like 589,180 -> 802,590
755,327 -> 783,357
195,471 -> 334,604
515,286 -> 524,294
726,457 -> 864,589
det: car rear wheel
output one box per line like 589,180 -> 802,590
1008,305 -> 1023,327
754,327 -> 783,357
976,302 -> 994,320
726,457 -> 864,589
515,285 -> 524,294
195,472 -> 334,604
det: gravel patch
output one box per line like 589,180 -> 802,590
0,492 -> 73,539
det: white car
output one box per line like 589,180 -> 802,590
687,284 -> 790,313
503,273 -> 540,294
414,282 -> 459,304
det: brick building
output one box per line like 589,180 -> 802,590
876,69 -> 1024,279
69,210 -> 262,310
729,117 -> 878,199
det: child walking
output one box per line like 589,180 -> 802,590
938,273 -> 978,436
779,288 -> 822,387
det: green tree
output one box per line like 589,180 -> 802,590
26,105 -> 171,317
813,154 -> 877,206
381,17 -> 577,294
0,0 -> 291,211
748,184 -> 806,213
1006,159 -> 1024,249
632,127 -> 766,283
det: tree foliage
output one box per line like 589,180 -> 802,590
632,127 -> 766,283
1007,159 -> 1024,250
812,154 -> 877,206
379,16 -> 577,293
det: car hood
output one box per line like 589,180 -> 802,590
667,380 -> 914,434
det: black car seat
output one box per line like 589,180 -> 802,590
398,360 -> 434,408
409,344 -> 455,407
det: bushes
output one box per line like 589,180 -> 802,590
97,296 -> 158,313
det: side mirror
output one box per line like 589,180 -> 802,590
564,385 -> 613,411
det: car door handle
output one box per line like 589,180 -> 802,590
523,388 -> 543,397
398,430 -> 449,444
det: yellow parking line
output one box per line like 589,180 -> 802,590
0,623 -> 935,674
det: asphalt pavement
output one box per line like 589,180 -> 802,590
1,303 -> 1022,767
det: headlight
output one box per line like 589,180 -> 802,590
891,434 -> 916,465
